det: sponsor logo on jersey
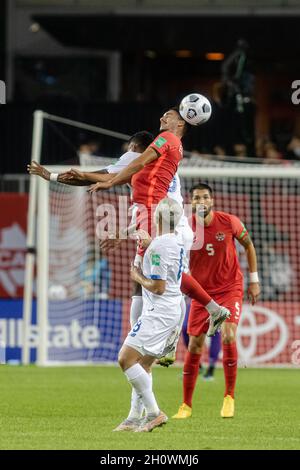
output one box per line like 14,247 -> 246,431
153,136 -> 167,148
215,232 -> 225,241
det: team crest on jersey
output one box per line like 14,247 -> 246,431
216,232 -> 226,241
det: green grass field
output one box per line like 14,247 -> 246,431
0,365 -> 299,450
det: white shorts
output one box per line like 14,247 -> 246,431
175,215 -> 193,271
124,307 -> 182,358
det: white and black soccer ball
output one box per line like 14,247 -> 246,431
179,93 -> 212,126
48,284 -> 67,300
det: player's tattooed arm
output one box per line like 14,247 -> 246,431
238,234 -> 261,304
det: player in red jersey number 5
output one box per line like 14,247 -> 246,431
173,183 -> 260,419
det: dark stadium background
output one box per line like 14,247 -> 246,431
0,1 -> 300,173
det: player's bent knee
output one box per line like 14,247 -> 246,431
188,346 -> 202,354
222,336 -> 235,345
118,351 -> 127,370
118,345 -> 142,370
222,323 -> 237,344
188,335 -> 204,354
118,347 -> 130,370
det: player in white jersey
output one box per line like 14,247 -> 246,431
28,130 -> 192,254
28,131 -> 229,341
27,131 -> 154,187
116,197 -> 184,433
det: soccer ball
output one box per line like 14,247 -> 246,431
48,284 -> 67,300
179,93 -> 212,126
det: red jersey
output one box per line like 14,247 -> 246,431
189,211 -> 248,295
131,131 -> 183,207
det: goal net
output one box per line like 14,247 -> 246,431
31,162 -> 300,366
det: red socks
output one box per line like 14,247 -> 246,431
181,272 -> 211,306
183,343 -> 238,405
183,351 -> 201,407
222,342 -> 238,398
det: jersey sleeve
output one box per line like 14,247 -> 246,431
150,131 -> 172,156
230,215 -> 249,241
148,243 -> 169,281
105,151 -> 139,173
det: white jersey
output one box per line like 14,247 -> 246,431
125,233 -> 184,357
167,173 -> 183,207
142,233 -> 184,313
105,151 -> 140,174
106,151 -> 183,206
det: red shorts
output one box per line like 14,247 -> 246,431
135,205 -> 156,257
187,290 -> 243,337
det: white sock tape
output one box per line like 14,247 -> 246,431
50,173 -> 59,182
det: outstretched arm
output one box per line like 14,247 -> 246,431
62,168 -> 113,184
27,161 -> 110,186
88,147 -> 159,192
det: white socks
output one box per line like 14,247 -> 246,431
125,364 -> 159,417
130,296 -> 143,327
127,296 -> 145,420
128,297 -> 157,418
127,372 -> 152,421
127,389 -> 144,421
179,297 -> 187,331
205,299 -> 220,315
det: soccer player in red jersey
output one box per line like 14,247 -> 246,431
27,118 -> 229,335
89,108 -> 185,250
173,183 -> 260,419
89,109 -> 230,336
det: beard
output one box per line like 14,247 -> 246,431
194,205 -> 212,219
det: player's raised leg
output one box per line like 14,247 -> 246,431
180,273 -> 230,336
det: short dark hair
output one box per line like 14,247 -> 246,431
190,182 -> 213,196
128,131 -> 154,150
170,106 -> 191,136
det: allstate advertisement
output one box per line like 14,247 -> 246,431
0,193 -> 300,365
0,299 -> 123,363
